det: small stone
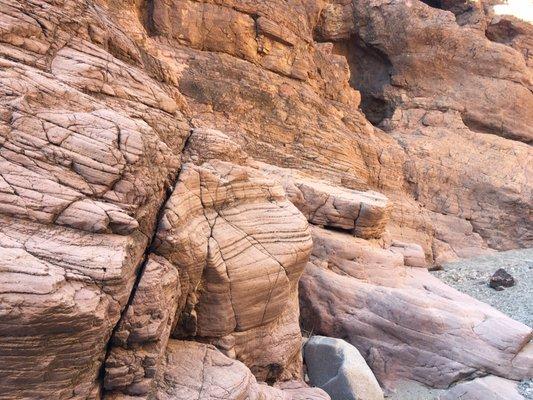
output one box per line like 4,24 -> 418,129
489,268 -> 515,290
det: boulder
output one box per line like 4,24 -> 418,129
390,240 -> 427,268
153,340 -> 258,400
152,340 -> 330,400
257,163 -> 391,239
287,179 -> 391,240
304,336 -> 384,400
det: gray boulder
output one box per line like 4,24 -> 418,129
304,336 -> 384,400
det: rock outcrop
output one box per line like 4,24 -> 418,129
151,340 -> 329,400
0,0 -> 531,399
151,158 -> 313,381
0,216 -> 147,398
104,255 -> 180,396
299,226 -> 533,389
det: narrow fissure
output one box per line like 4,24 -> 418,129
98,129 -> 193,397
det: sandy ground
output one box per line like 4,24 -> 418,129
387,248 -> 533,399
385,380 -> 444,399
433,248 -> 533,327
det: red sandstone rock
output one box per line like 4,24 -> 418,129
0,0 -> 531,398
299,227 -> 533,389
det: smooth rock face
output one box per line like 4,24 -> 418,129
299,227 -> 533,388
440,375 -> 525,400
304,336 -> 384,400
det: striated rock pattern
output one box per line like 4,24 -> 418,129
152,340 -> 329,400
0,216 -> 147,398
151,157 -> 313,380
104,255 -> 180,397
256,163 -> 392,240
0,0 -> 532,399
299,227 -> 533,388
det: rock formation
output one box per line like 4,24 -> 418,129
0,0 -> 531,399
440,375 -> 527,400
299,226 -> 532,389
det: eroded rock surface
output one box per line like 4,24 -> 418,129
0,0 -> 532,398
152,340 -> 330,400
0,216 -> 147,398
440,375 -> 526,400
104,255 -> 180,397
299,227 -> 533,388
151,158 -> 313,381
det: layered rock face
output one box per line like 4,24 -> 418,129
0,0 -> 531,399
299,226 -> 532,388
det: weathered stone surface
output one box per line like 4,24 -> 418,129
0,28 -> 188,237
390,240 -> 427,268
0,216 -> 147,398
258,164 -> 392,239
1,0 -> 532,398
104,255 -> 180,397
300,227 -> 533,388
271,381 -> 331,400
304,336 -> 384,400
153,340 -> 258,400
152,340 -> 330,400
313,0 -> 533,255
152,159 -> 313,380
486,15 -> 533,67
489,268 -> 516,290
352,0 -> 533,143
440,375 -> 525,400
0,2 -> 190,397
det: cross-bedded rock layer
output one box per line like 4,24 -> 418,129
0,0 -> 531,399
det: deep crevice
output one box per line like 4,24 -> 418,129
98,129 -> 193,398
139,0 -> 156,37
420,0 -> 443,8
485,18 -> 521,44
420,0 -> 479,26
331,36 -> 396,126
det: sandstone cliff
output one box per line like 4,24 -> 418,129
0,0 -> 531,399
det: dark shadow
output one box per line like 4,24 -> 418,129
332,37 -> 395,126
420,0 -> 443,8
